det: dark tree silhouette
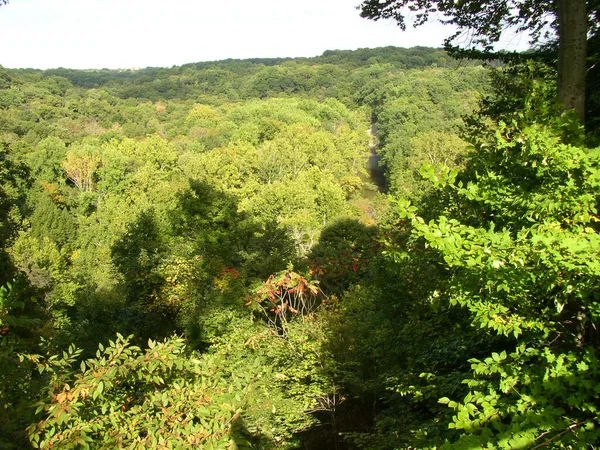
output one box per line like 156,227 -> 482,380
360,0 -> 593,123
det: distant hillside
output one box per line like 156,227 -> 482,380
6,46 -> 477,102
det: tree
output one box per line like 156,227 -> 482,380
388,66 -> 600,448
360,0 -> 591,123
62,145 -> 100,192
0,145 -> 29,280
390,131 -> 467,201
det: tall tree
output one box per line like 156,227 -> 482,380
360,0 -> 592,123
557,0 -> 588,123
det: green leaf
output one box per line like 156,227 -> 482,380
94,381 -> 104,400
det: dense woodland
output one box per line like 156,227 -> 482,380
1,21 -> 600,450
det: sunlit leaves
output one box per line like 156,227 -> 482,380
393,70 -> 600,447
28,334 -> 250,449
249,266 -> 322,334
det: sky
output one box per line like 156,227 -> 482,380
0,0 -> 533,70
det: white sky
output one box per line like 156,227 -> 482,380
0,0 -> 533,70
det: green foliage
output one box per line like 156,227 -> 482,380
25,137 -> 67,185
389,67 -> 600,448
30,192 -> 77,251
307,218 -> 378,295
390,131 -> 468,202
204,313 -> 337,448
0,47 -> 496,449
25,321 -> 338,449
372,67 -> 487,200
0,143 -> 30,279
39,47 -> 464,103
0,280 -> 46,449
28,334 -> 252,449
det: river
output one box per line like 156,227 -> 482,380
360,124 -> 386,199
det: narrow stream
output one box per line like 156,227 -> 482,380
360,124 -> 386,199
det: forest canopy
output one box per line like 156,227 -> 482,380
1,36 -> 599,450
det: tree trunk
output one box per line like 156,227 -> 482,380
557,0 -> 588,124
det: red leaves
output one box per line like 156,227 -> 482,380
307,246 -> 377,281
249,267 -> 323,333
220,267 -> 239,279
